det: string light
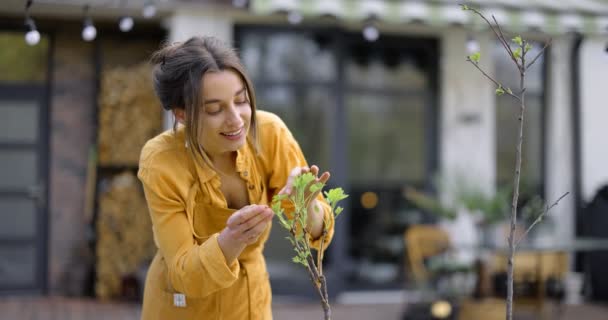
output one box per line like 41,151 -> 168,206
119,16 -> 134,32
118,0 -> 133,32
287,10 -> 303,25
142,0 -> 157,19
24,0 -> 40,46
82,5 -> 97,42
363,22 -> 379,42
466,34 -> 480,54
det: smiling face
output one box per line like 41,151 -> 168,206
197,69 -> 252,160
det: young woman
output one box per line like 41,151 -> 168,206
138,36 -> 334,319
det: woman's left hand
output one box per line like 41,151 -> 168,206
278,165 -> 331,204
279,165 -> 330,238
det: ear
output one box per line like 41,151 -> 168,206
173,108 -> 186,124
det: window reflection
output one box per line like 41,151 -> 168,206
240,32 -> 335,82
346,46 -> 428,90
347,93 -> 426,184
256,86 -> 330,169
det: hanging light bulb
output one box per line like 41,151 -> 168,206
24,0 -> 40,46
466,35 -> 480,54
232,0 -> 247,8
363,22 -> 380,42
82,5 -> 96,42
24,18 -> 40,46
287,10 -> 303,25
119,16 -> 134,32
142,1 -> 157,19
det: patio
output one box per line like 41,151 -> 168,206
1,296 -> 607,320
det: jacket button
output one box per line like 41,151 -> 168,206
248,184 -> 254,190
242,171 -> 248,177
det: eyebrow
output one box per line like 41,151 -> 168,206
203,87 -> 246,105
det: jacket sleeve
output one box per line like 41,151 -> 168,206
262,114 -> 335,251
138,152 -> 239,298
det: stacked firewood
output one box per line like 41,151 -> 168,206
97,62 -> 162,166
95,171 -> 156,300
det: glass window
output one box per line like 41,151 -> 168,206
494,42 -> 544,194
0,32 -> 49,83
347,93 -> 426,184
346,45 -> 428,90
239,32 -> 335,82
256,86 -> 330,169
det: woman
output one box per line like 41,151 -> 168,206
137,36 -> 335,319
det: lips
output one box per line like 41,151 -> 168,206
220,127 -> 244,140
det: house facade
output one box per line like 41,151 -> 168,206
1,0 -> 607,300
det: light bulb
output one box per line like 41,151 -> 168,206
119,16 -> 134,32
287,11 -> 303,25
142,3 -> 157,18
232,0 -> 247,8
466,36 -> 480,54
82,24 -> 97,41
25,29 -> 40,46
363,24 -> 379,42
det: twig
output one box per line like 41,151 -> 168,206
491,15 -> 520,70
515,192 -> 570,247
466,58 -> 522,103
526,39 -> 552,70
466,7 -> 519,68
318,229 -> 326,276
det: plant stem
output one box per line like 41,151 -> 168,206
506,44 -> 526,320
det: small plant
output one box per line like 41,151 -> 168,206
271,172 -> 348,320
461,4 -> 569,320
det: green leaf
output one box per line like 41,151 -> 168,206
513,48 -> 522,60
525,43 -> 532,53
495,87 -> 505,96
461,4 -> 469,11
272,194 -> 288,202
309,183 -> 323,193
335,206 -> 344,218
469,52 -> 480,64
512,36 -> 523,46
325,188 -> 349,206
293,172 -> 315,191
506,87 -> 513,95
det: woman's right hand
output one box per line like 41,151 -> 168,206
217,205 -> 274,264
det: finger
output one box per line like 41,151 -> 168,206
239,208 -> 273,232
242,216 -> 272,240
226,205 -> 265,227
279,167 -> 304,195
310,165 -> 319,177
318,171 -> 331,184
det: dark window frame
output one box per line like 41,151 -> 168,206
235,25 -> 440,293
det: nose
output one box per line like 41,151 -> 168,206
226,103 -> 244,128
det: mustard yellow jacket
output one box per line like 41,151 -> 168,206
137,111 -> 334,320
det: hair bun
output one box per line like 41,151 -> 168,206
150,41 -> 182,66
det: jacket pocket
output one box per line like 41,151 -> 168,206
143,253 -> 220,319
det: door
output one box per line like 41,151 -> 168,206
0,86 -> 49,294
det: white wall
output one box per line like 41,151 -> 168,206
162,8 -> 235,130
440,29 -> 496,195
580,36 -> 608,202
545,36 -> 576,244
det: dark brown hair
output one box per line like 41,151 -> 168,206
150,36 -> 259,169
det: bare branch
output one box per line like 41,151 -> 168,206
526,38 -> 552,70
491,15 -> 520,69
466,7 -> 520,68
466,58 -> 522,102
515,192 -> 570,248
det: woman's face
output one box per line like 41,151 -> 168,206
198,69 -> 252,158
